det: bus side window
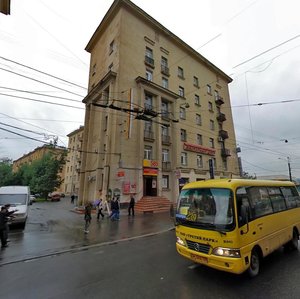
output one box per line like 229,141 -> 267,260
237,195 -> 251,227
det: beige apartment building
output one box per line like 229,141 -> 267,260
79,0 -> 240,210
64,126 -> 84,195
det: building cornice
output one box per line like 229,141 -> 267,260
85,0 -> 232,83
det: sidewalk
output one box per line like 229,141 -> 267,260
0,202 -> 175,266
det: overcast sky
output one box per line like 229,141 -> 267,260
1,0 -> 300,178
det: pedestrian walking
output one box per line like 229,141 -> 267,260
110,197 -> 120,221
71,194 -> 75,204
128,194 -> 135,216
84,202 -> 92,233
96,197 -> 105,220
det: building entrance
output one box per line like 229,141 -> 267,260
143,176 -> 157,196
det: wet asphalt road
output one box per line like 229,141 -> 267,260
0,198 -> 174,265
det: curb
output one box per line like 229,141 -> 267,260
0,226 -> 175,267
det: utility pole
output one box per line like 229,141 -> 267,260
287,157 -> 292,181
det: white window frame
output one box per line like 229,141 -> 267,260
162,77 -> 168,89
180,107 -> 186,119
162,175 -> 169,189
197,134 -> 202,145
180,129 -> 187,141
197,155 -> 203,168
195,94 -> 200,105
179,86 -> 184,97
196,114 -> 202,126
162,149 -> 169,162
146,69 -> 153,81
181,152 -> 187,166
144,145 -> 152,160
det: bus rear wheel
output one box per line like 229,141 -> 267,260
289,229 -> 298,250
247,249 -> 260,278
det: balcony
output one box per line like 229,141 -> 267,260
217,112 -> 226,122
221,148 -> 231,157
162,161 -> 171,171
161,135 -> 171,145
161,65 -> 170,76
215,96 -> 224,106
145,56 -> 155,68
219,129 -> 229,139
144,130 -> 155,142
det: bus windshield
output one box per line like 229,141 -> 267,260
176,188 -> 234,230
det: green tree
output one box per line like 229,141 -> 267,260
0,160 -> 14,186
30,151 -> 66,198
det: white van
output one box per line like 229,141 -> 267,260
0,185 -> 30,229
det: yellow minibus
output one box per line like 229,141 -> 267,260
175,179 -> 300,277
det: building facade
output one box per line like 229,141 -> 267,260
64,126 -> 84,195
79,0 -> 240,208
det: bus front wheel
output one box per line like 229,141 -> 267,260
247,249 -> 260,278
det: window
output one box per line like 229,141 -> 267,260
180,107 -> 186,119
162,149 -> 169,162
197,134 -> 202,145
161,57 -> 169,75
248,187 -> 273,218
161,56 -> 168,67
281,186 -> 300,208
210,120 -> 215,131
193,76 -> 199,87
104,115 -> 108,131
92,64 -> 96,76
162,125 -> 169,136
108,63 -> 113,71
161,100 -> 169,118
207,84 -> 212,94
145,47 -> 154,65
178,67 -> 184,78
109,40 -> 114,54
145,47 -> 153,58
145,121 -> 152,132
145,93 -> 153,110
223,159 -> 228,171
181,152 -> 187,166
208,101 -> 213,111
180,129 -> 187,141
146,69 -> 153,81
268,187 -> 286,212
197,155 -> 203,168
209,138 -> 214,148
196,114 -> 202,126
214,90 -> 219,101
144,145 -> 152,160
162,77 -> 168,89
162,175 -> 169,189
179,86 -> 185,97
195,94 -> 200,106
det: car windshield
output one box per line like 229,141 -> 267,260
0,194 -> 27,205
176,188 -> 234,231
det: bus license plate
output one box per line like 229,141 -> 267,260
191,253 -> 208,264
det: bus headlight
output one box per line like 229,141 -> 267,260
176,236 -> 185,246
212,247 -> 241,258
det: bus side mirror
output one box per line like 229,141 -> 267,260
240,205 -> 249,235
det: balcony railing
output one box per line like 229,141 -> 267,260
221,148 -> 231,157
219,129 -> 229,139
161,135 -> 171,145
145,56 -> 154,67
162,161 -> 171,171
161,65 -> 170,76
215,96 -> 224,106
144,130 -> 155,142
217,112 -> 226,122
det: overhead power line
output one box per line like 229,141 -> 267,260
0,67 -> 84,97
233,34 -> 300,69
0,56 -> 87,90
